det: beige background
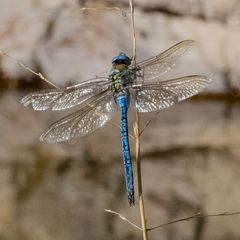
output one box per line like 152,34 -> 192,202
0,0 -> 240,239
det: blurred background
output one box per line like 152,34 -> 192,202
0,0 -> 240,239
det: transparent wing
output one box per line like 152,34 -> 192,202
131,40 -> 195,82
132,88 -> 178,112
40,90 -> 116,143
132,75 -> 210,112
20,77 -> 111,111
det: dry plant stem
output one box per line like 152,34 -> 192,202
104,209 -> 142,230
0,50 -> 58,89
148,211 -> 240,232
140,112 -> 160,136
129,0 -> 136,63
134,114 -> 148,240
129,0 -> 148,239
104,208 -> 240,232
78,7 -> 127,16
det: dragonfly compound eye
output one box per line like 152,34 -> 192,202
112,52 -> 131,66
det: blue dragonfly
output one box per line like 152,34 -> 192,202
20,40 -> 210,206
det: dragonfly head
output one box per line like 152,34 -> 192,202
112,52 -> 131,70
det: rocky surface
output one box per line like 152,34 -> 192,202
0,0 -> 240,240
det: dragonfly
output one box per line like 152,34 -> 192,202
20,40 -> 210,206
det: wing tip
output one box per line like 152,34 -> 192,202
199,75 -> 212,84
20,93 -> 42,110
183,39 -> 195,44
39,134 -> 46,142
40,128 -> 71,143
207,76 -> 212,83
190,74 -> 211,82
179,39 -> 196,47
39,127 -> 55,143
39,131 -> 56,143
20,94 -> 31,107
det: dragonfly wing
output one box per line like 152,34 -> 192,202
159,75 -> 211,101
40,91 -> 116,143
131,40 -> 195,82
20,89 -> 63,111
131,88 -> 178,112
20,77 -> 111,111
132,75 -> 210,112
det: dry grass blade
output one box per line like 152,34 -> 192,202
0,49 -> 58,89
140,112 -> 160,136
129,0 -> 148,239
78,7 -> 128,17
147,211 -> 240,232
104,209 -> 142,230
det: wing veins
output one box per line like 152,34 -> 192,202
69,90 -> 113,138
132,75 -> 210,112
40,88 -> 113,142
131,40 -> 195,69
21,77 -> 111,111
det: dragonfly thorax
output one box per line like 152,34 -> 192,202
110,52 -> 134,93
110,67 -> 135,94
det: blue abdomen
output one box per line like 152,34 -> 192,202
117,94 -> 134,205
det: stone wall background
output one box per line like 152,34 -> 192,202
0,0 -> 240,240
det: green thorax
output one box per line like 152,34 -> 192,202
110,63 -> 129,93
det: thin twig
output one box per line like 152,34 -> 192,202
139,111 -> 160,136
78,7 -> 128,17
104,209 -> 142,230
134,115 -> 148,240
105,208 -> 240,233
129,1 -> 136,63
0,50 -> 58,89
147,211 -> 240,232
129,1 -> 148,240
